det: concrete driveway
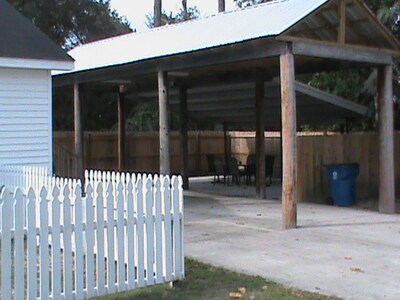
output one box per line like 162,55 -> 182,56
184,180 -> 400,300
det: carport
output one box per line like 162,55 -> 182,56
53,0 -> 399,228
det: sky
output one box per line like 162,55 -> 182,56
110,0 -> 237,32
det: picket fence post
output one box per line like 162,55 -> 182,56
126,173 -> 136,289
75,182 -> 85,299
85,183 -> 96,298
136,174 -> 145,287
155,176 -> 163,284
14,188 -> 25,300
1,189 -> 12,300
52,186 -> 62,300
26,188 -> 37,299
116,179 -> 126,291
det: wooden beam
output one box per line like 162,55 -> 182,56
294,81 -> 367,115
352,0 -> 400,50
280,43 -> 297,229
255,72 -> 266,199
118,85 -> 127,171
377,65 -> 395,213
73,83 -> 84,181
53,40 -> 285,87
338,0 -> 346,45
158,71 -> 170,175
189,106 -> 359,118
290,40 -> 394,65
179,85 -> 189,189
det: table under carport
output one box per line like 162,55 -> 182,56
53,0 -> 399,229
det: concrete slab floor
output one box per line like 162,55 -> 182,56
184,179 -> 400,300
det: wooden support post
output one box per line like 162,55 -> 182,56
255,74 -> 266,199
118,85 -> 127,171
378,65 -> 395,213
158,71 -> 170,175
74,83 -> 84,181
179,86 -> 189,189
154,0 -> 162,27
280,43 -> 297,229
218,0 -> 225,12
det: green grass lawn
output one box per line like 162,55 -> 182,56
95,259 -> 341,300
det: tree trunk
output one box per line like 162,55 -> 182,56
182,0 -> 188,19
218,0 -> 225,12
154,0 -> 162,27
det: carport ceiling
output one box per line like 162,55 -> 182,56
132,80 -> 367,129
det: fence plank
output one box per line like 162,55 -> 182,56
163,176 -> 173,282
51,187 -> 62,300
178,176 -> 185,279
74,183 -> 85,299
106,183 -> 116,294
117,180 -> 126,291
1,189 -> 13,300
136,175 -> 145,287
126,174 -> 136,289
14,188 -> 25,300
95,183 -> 106,295
172,176 -> 183,280
145,176 -> 155,285
39,187 -> 50,300
26,188 -> 38,299
154,176 -> 163,283
63,185 -> 73,299
85,184 -> 95,298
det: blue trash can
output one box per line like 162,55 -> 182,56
326,163 -> 360,206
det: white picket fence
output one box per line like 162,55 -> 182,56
0,171 -> 184,299
0,165 -> 50,193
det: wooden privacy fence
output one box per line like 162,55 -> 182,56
54,131 -> 399,203
54,131 -> 282,176
55,131 -> 226,176
297,132 -> 400,202
0,171 -> 184,299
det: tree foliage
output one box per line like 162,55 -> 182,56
233,0 -> 270,8
7,0 -> 132,49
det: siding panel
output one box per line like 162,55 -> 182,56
0,68 -> 51,170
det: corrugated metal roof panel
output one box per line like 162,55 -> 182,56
64,0 -> 328,74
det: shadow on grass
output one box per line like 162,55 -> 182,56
95,259 -> 341,300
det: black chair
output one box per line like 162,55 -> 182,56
244,154 -> 256,185
206,154 -> 215,175
227,157 -> 241,185
265,155 -> 275,185
213,156 -> 226,184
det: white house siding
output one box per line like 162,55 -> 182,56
0,67 -> 52,172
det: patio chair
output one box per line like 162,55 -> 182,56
227,157 -> 242,185
265,155 -> 275,185
213,156 -> 226,184
244,154 -> 256,185
206,154 -> 216,176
